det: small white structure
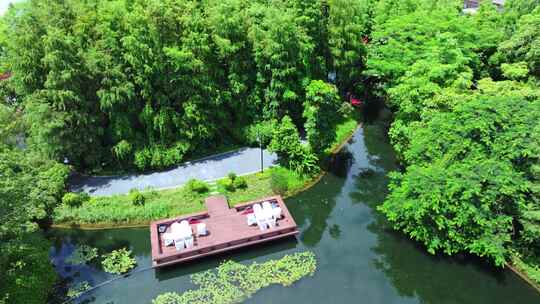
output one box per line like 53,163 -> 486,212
170,221 -> 194,250
251,202 -> 279,231
196,223 -> 207,236
246,213 -> 257,226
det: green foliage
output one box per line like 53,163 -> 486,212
233,176 -> 247,189
270,169 -> 289,195
369,0 -> 540,273
0,234 -> 57,304
512,251 -> 540,285
67,281 -> 91,299
269,116 -> 319,175
303,80 -> 343,154
327,0 -> 370,90
219,175 -> 247,192
501,62 -> 530,80
1,0 -> 369,171
243,120 -> 276,147
66,245 -> 99,265
498,7 -> 540,78
152,251 -> 317,304
185,179 -> 209,194
101,248 -> 137,275
62,192 -> 90,208
220,178 -> 235,192
54,186 -> 206,225
54,168 -> 308,226
128,189 -> 146,206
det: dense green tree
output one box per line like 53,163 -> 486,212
0,146 -> 69,304
498,7 -> 540,78
0,87 -> 69,303
303,80 -> 342,154
1,0 -> 366,171
380,91 -> 539,264
327,0 -> 370,91
269,115 -> 319,175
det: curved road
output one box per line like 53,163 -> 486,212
70,148 -> 277,196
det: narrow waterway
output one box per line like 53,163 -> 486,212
47,120 -> 540,304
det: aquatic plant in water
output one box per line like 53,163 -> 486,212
66,245 -> 98,265
67,281 -> 91,298
152,251 -> 317,304
101,248 -> 137,274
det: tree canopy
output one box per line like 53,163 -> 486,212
371,0 -> 540,267
0,0 -> 367,171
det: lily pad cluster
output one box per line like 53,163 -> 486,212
101,248 -> 137,275
66,245 -> 98,265
67,281 -> 91,299
152,251 -> 317,304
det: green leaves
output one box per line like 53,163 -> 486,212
269,115 -> 319,176
101,248 -> 137,274
303,80 -> 343,154
152,251 -> 317,304
371,1 -> 540,267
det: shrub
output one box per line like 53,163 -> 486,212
269,116 -> 320,175
185,179 -> 209,193
129,189 -> 146,206
101,248 -> 136,274
134,142 -> 190,170
270,170 -> 289,195
62,192 -> 90,208
221,178 -> 236,192
227,172 -> 237,181
233,176 -> 247,189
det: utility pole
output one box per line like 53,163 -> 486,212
258,129 -> 263,173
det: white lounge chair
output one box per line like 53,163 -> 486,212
196,223 -> 207,236
253,204 -> 268,231
262,201 -> 272,211
174,237 -> 185,251
272,207 -> 282,219
184,235 -> 194,248
162,233 -> 174,247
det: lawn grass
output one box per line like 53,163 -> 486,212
53,187 -> 208,227
53,167 -> 310,227
326,117 -> 359,154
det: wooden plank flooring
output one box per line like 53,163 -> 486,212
150,195 -> 298,268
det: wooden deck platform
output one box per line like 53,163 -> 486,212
149,195 -> 299,268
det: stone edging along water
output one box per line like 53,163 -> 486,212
51,123 -> 362,231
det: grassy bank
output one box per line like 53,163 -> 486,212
510,253 -> 540,292
53,167 -> 310,228
53,118 -> 359,228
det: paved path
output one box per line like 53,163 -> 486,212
70,148 -> 277,196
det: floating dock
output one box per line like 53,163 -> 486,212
150,195 -> 299,268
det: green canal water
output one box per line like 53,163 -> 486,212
48,120 -> 540,304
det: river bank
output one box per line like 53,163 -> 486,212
48,121 -> 540,304
53,119 -> 360,229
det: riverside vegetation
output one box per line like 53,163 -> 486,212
151,251 -> 317,304
1,0 -> 540,303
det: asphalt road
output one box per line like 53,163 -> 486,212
69,148 -> 277,196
